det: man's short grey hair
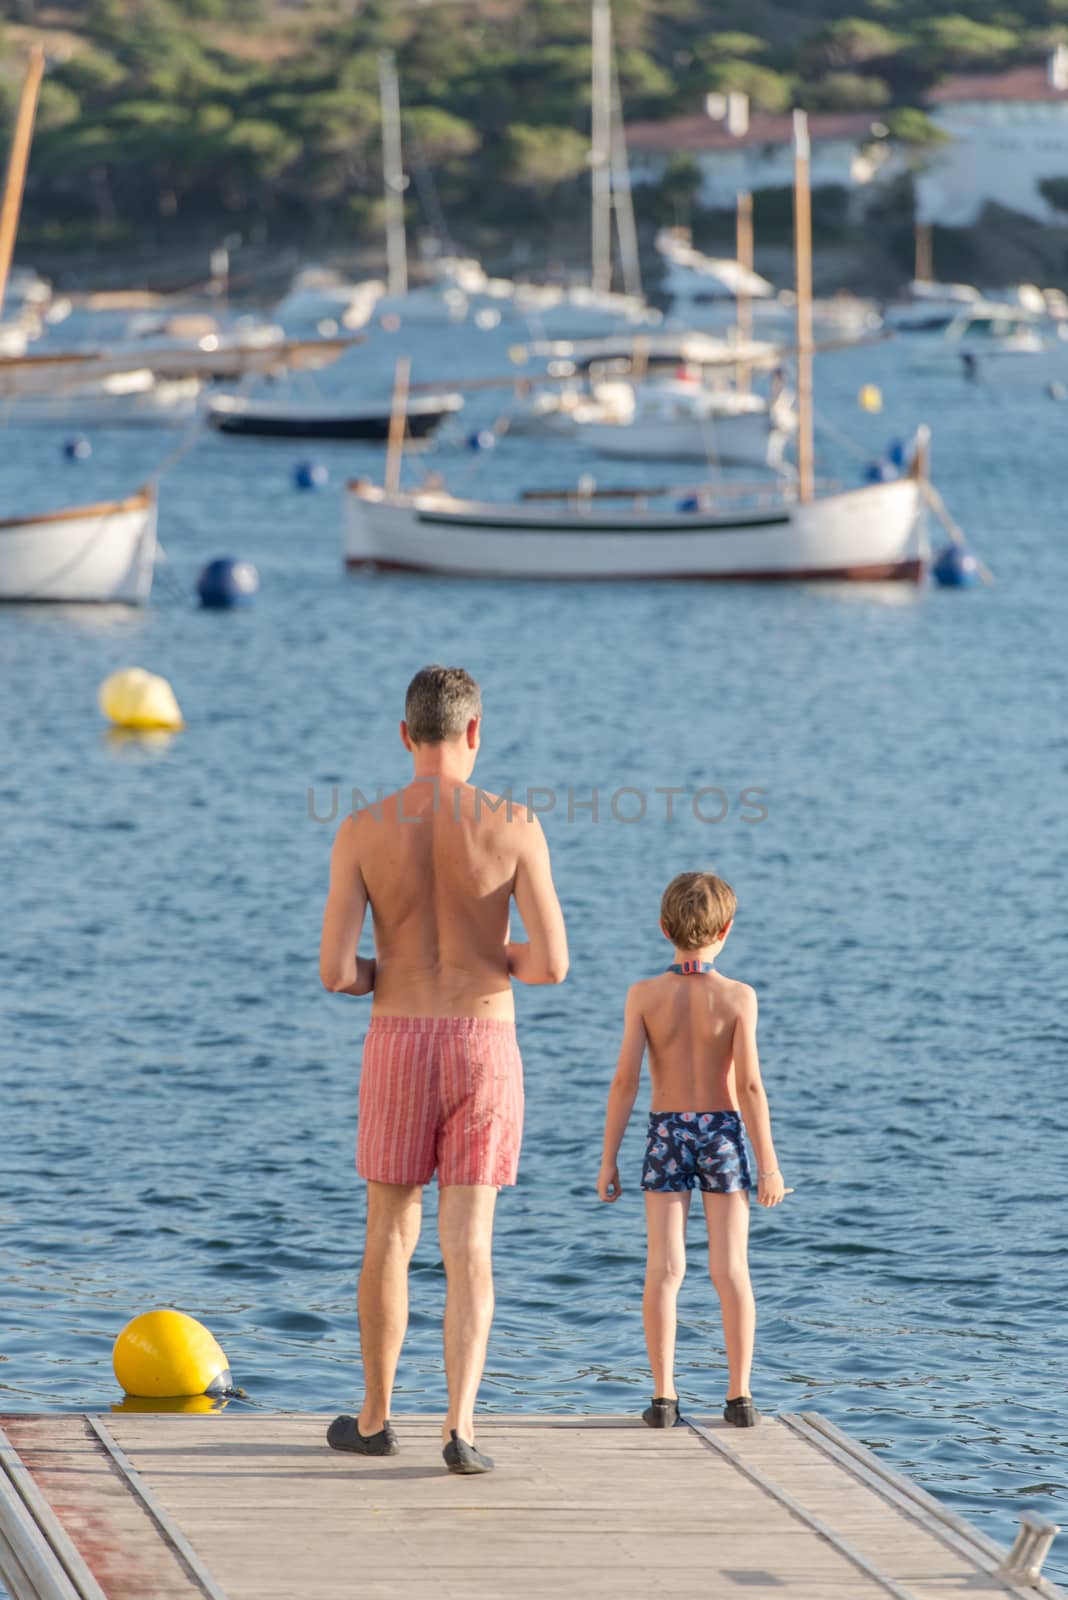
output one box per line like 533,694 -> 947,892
404,665 -> 482,745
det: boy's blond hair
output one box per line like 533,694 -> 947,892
660,871 -> 736,951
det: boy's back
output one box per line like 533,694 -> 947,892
633,968 -> 751,1112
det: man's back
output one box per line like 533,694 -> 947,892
636,969 -> 750,1112
357,780 -> 526,1019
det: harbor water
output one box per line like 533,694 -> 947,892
2,324 -> 1066,1576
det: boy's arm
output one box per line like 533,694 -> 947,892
507,815 -> 569,985
733,987 -> 785,1206
597,987 -> 646,1202
319,816 -> 376,996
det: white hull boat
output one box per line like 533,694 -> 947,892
0,487 -> 157,603
510,285 -> 661,338
344,476 -> 927,582
906,308 -> 1066,381
575,379 -> 794,468
275,269 -> 385,331
3,369 -> 200,428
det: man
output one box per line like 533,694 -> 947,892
319,665 -> 568,1474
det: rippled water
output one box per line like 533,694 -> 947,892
2,321 -> 1066,1576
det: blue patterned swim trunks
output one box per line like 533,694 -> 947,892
641,1111 -> 753,1194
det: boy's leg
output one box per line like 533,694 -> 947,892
643,1191 -> 691,1399
438,1183 -> 498,1444
702,1190 -> 755,1399
357,1180 -> 423,1434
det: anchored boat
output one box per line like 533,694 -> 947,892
207,388 -> 462,441
344,469 -> 926,582
0,488 -> 158,604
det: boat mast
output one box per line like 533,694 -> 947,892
378,50 -> 408,298
608,25 -> 641,299
590,0 -> 613,296
735,189 -> 753,393
0,45 -> 45,323
792,109 -> 814,504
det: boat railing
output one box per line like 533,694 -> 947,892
519,478 -> 840,512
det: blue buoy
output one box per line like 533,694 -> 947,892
466,430 -> 496,452
862,460 -> 890,484
932,544 -> 981,588
887,438 -> 907,470
293,461 -> 329,490
64,436 -> 92,461
196,558 -> 260,609
676,495 -> 701,513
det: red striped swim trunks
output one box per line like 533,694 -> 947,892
357,1016 -> 524,1188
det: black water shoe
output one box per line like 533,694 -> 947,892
642,1397 -> 680,1429
723,1395 -> 760,1428
443,1429 -> 494,1474
327,1415 -> 399,1455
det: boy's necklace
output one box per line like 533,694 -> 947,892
667,960 -> 716,975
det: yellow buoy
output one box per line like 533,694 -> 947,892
113,1309 -> 231,1398
858,383 -> 883,414
98,668 -> 184,732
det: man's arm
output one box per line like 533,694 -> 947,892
597,987 -> 646,1201
506,815 -> 569,985
319,816 -> 376,996
733,987 -> 785,1206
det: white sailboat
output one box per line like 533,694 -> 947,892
0,48 -> 159,604
342,113 -> 931,584
658,226 -> 881,342
0,489 -> 158,604
574,376 -> 795,469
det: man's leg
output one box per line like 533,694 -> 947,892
438,1184 -> 498,1444
702,1190 -> 755,1398
643,1191 -> 690,1399
357,1180 -> 423,1435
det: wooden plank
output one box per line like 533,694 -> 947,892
2,1415 -> 1061,1600
1,1416 -> 203,1600
0,1426 -> 107,1600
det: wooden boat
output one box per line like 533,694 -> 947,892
207,389 -> 462,441
0,487 -> 157,603
343,472 -> 926,582
344,111 -> 939,585
0,51 -> 156,605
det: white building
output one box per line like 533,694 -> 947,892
626,50 -> 1068,231
919,50 -> 1068,225
626,99 -> 904,214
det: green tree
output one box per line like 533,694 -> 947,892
810,71 -> 893,109
505,123 -> 590,187
706,60 -> 794,112
916,15 -> 1019,68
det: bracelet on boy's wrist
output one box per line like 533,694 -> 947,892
759,1169 -> 781,1179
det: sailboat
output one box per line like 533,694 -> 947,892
0,48 -> 158,605
343,113 -> 930,583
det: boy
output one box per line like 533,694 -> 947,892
597,871 -> 785,1429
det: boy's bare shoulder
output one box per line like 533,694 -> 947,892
627,973 -> 669,1007
717,974 -> 758,1019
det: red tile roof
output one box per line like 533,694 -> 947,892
928,64 -> 1068,104
625,111 -> 884,153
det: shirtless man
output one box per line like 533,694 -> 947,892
319,665 -> 568,1474
596,871 -> 785,1429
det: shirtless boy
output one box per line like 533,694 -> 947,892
596,871 -> 785,1429
320,665 -> 568,1474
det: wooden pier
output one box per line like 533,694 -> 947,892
1,1412 -> 1062,1600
